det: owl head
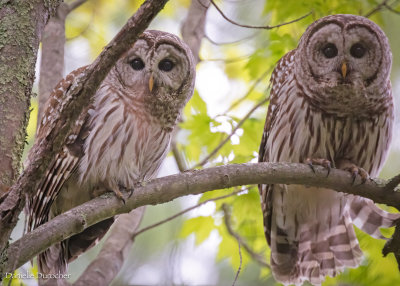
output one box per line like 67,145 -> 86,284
107,30 -> 196,128
295,14 -> 392,114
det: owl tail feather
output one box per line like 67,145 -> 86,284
38,218 -> 114,286
270,212 -> 363,286
348,196 -> 400,239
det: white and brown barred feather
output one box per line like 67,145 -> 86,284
27,67 -> 89,232
258,15 -> 399,286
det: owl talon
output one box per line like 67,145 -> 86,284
306,158 -> 331,177
128,188 -> 134,198
112,187 -> 126,204
343,165 -> 369,185
307,161 -> 316,174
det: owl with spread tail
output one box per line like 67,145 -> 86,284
258,14 -> 399,285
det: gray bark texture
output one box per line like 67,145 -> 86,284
0,0 -> 60,193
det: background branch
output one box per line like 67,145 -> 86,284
73,207 -> 145,286
364,0 -> 400,17
222,203 -> 270,268
192,98 -> 268,169
0,0 -> 169,266
133,190 -> 240,238
38,0 -> 89,122
181,0 -> 210,64
4,162 -> 400,273
210,0 -> 311,29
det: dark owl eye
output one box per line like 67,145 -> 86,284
350,43 -> 366,58
158,59 -> 174,72
130,58 -> 145,70
322,43 -> 338,58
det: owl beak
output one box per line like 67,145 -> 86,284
149,74 -> 154,92
341,61 -> 347,78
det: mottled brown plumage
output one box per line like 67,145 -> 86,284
258,15 -> 399,285
26,30 -> 195,284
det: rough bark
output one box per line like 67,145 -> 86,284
4,162 -> 400,273
0,0 -> 169,266
0,0 -> 60,194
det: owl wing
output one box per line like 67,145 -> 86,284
27,67 -> 90,232
258,50 -> 296,245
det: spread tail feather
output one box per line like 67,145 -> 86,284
348,196 -> 400,239
271,211 -> 362,286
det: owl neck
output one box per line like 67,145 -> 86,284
297,75 -> 393,118
143,87 -> 186,132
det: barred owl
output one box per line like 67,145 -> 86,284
258,15 -> 399,285
27,30 -> 195,282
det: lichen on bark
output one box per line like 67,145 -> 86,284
0,0 -> 59,193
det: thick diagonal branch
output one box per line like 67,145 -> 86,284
4,162 -> 400,273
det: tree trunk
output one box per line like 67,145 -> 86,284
0,0 -> 60,195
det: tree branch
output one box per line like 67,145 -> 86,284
192,98 -> 268,169
209,0 -> 311,29
4,162 -> 400,273
73,207 -> 146,286
181,0 -> 210,64
68,0 -> 88,12
38,3 -> 69,123
38,0 -> 89,122
221,69 -> 270,115
0,0 -> 169,266
364,0 -> 400,17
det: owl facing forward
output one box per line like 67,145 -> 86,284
258,15 -> 399,285
27,30 -> 195,283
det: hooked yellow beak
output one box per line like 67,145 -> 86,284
149,74 -> 154,92
341,61 -> 347,78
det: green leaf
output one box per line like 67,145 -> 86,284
179,216 -> 215,245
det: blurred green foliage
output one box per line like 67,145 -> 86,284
13,0 -> 400,285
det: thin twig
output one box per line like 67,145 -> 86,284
221,70 -> 271,115
203,54 -> 252,63
133,190 -> 241,238
222,203 -> 270,268
192,98 -> 268,169
209,0 -> 311,29
205,32 -> 259,46
171,141 -> 187,172
364,0 -> 400,17
232,240 -> 242,286
384,2 -> 400,14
